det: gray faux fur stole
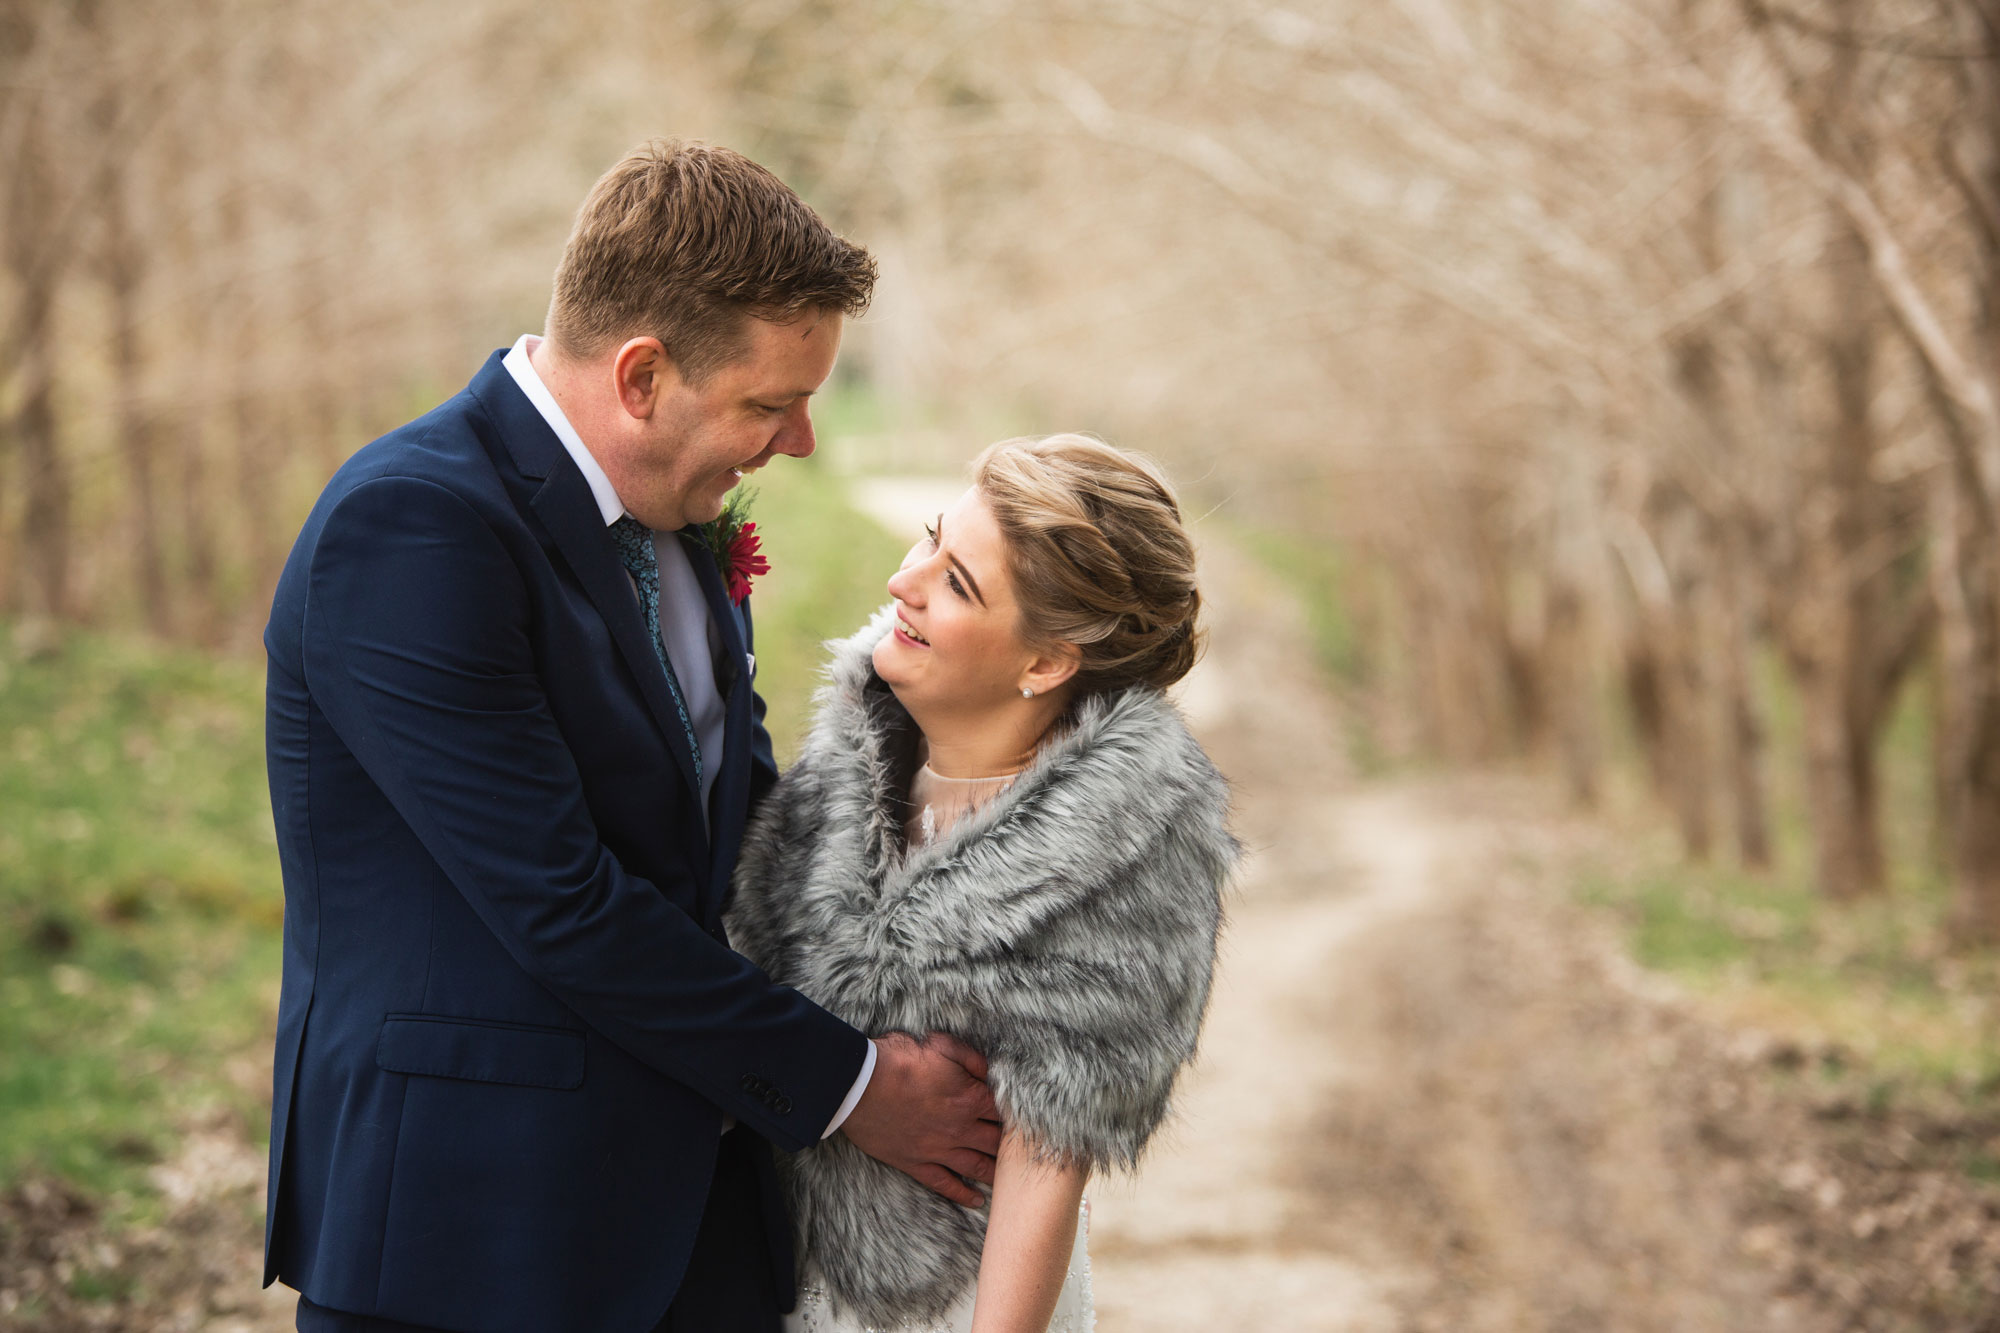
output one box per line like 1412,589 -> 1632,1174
726,608 -> 1238,1328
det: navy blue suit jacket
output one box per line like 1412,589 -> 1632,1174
261,351 -> 869,1332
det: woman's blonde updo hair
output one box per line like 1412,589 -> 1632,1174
973,434 -> 1203,696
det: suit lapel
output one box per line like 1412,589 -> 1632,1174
469,354 -> 708,851
680,529 -> 754,925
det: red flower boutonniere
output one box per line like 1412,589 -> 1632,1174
697,489 -> 770,606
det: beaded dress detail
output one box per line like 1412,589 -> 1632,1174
788,1201 -> 1095,1333
904,763 -> 1019,850
786,758 -> 1098,1333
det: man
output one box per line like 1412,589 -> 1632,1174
262,140 -> 999,1333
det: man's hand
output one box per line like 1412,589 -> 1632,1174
839,1031 -> 1001,1208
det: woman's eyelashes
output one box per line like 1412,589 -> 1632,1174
921,521 -> 971,601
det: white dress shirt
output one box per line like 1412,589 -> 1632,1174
502,335 -> 875,1137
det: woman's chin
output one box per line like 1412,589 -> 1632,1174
871,636 -> 908,685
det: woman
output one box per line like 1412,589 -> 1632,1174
727,434 -> 1237,1333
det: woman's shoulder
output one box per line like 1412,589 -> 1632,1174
1041,685 -> 1232,827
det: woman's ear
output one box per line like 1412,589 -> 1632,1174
1022,644 -> 1082,697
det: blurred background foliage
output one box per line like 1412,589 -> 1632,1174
4,0 -> 2000,1268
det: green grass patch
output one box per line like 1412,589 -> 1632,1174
0,625 -> 280,1200
1578,848 -> 2000,1097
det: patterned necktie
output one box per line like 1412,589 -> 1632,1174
609,515 -> 702,787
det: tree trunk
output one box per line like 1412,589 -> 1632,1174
1671,312 -> 1772,866
6,109 -> 70,622
235,388 -> 279,641
105,178 -> 174,638
1717,518 -> 1773,868
1624,637 -> 1671,797
178,423 -> 221,647
1546,443 -> 1602,807
13,275 -> 68,621
1545,578 -> 1599,807
1625,534 -> 1717,859
1782,0 -> 1895,897
1941,0 -> 2000,942
1813,219 -> 1890,897
1955,691 -> 2000,941
1643,498 -> 1718,862
1844,697 -> 1888,890
1801,661 -> 1870,900
224,183 -> 283,645
1939,454 -> 2000,939
1665,597 -> 1715,862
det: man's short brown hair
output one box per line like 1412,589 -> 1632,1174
547,139 -> 876,381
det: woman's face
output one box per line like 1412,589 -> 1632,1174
874,487 -> 1044,716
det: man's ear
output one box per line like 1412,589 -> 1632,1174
1022,644 -> 1082,697
611,337 -> 674,419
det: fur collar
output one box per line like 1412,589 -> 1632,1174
792,606 -> 1228,949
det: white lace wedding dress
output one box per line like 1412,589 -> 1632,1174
782,762 -> 1098,1333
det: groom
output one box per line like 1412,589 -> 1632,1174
262,141 -> 999,1333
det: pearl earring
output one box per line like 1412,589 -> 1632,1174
1022,687 -> 1035,698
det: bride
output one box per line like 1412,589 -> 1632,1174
727,434 -> 1237,1333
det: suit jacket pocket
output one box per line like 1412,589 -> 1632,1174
375,1013 -> 586,1090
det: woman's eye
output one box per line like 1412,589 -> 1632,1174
923,522 -> 939,549
946,570 -> 968,600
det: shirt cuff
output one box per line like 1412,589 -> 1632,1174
821,1039 -> 877,1139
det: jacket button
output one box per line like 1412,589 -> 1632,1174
772,1095 -> 793,1115
740,1074 -> 762,1094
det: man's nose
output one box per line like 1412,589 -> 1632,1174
775,403 -> 816,459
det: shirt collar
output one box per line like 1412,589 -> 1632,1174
503,334 -> 626,528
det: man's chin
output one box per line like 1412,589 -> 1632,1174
684,490 -> 732,527
695,474 -> 753,521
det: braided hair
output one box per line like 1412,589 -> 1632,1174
973,434 -> 1203,696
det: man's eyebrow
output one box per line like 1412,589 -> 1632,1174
936,517 -> 986,606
